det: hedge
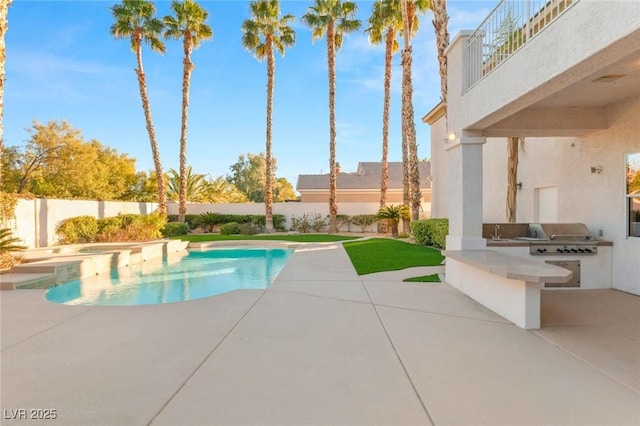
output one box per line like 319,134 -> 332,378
56,213 -> 167,244
412,218 -> 448,249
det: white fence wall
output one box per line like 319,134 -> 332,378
13,199 -> 430,248
14,199 -> 158,248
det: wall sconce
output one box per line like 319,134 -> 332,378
516,182 -> 523,190
591,166 -> 603,174
448,132 -> 457,141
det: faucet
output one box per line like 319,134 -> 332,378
493,224 -> 501,240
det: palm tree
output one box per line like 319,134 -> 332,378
376,204 -> 409,237
302,0 -> 360,233
166,166 -> 207,202
506,136 -> 525,223
366,0 -> 402,233
431,0 -> 449,114
242,0 -> 295,233
110,0 -> 168,214
164,0 -> 212,224
399,0 -> 430,229
0,0 -> 14,187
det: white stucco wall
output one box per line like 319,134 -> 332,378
431,96 -> 640,295
458,0 -> 640,130
13,199 -> 420,249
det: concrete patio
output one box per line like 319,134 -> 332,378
1,242 -> 639,425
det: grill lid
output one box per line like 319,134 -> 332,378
528,223 -> 593,241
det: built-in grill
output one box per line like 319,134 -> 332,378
527,223 -> 599,255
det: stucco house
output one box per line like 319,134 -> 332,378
296,161 -> 432,209
424,0 -> 639,328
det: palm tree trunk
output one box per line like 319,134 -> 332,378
401,46 -> 420,226
178,36 -> 194,224
378,28 -> 394,234
135,38 -> 166,215
506,136 -> 520,223
0,0 -> 12,187
264,37 -> 275,233
432,0 -> 449,115
327,22 -> 338,233
403,47 -> 421,222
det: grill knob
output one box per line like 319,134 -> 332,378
585,248 -> 592,253
556,248 -> 563,253
571,249 -> 578,253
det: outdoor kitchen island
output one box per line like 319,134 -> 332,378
484,223 -> 613,290
442,223 -> 614,329
443,250 -> 572,329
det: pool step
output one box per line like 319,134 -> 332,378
3,239 -> 190,291
1,272 -> 57,290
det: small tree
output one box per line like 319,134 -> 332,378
376,204 -> 409,237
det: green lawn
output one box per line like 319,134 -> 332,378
403,274 -> 441,283
342,238 -> 444,275
173,233 -> 360,243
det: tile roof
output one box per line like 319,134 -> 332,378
296,161 -> 431,190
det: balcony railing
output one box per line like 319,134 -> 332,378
464,0 -> 578,92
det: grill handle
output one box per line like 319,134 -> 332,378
549,234 -> 593,240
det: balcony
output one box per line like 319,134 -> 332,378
451,0 -> 640,137
465,0 -> 577,92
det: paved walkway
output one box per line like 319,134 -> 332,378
1,242 -> 639,425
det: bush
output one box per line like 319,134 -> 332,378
162,222 -> 189,237
97,212 -> 167,242
57,213 -> 167,244
310,213 -> 328,232
56,216 -> 98,244
273,214 -> 286,232
351,215 -> 377,232
412,218 -> 448,249
239,223 -> 260,235
336,214 -> 352,232
220,222 -> 241,235
290,214 -> 312,233
167,214 -> 200,229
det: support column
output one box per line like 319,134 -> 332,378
445,134 -> 487,250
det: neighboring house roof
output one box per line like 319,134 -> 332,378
296,161 -> 431,191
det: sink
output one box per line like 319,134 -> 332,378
512,237 -> 542,241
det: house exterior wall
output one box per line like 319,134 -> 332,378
430,96 -> 640,295
428,113 -> 449,218
457,0 -> 640,131
299,190 -> 431,204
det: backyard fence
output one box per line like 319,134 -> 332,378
12,198 -> 431,248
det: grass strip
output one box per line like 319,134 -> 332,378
173,234 -> 360,243
343,238 -> 445,275
403,274 -> 441,282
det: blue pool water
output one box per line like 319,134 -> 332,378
45,247 -> 293,306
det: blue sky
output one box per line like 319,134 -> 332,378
4,0 -> 494,188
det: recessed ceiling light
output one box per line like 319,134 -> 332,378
592,74 -> 626,83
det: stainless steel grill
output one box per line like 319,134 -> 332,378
527,223 -> 599,255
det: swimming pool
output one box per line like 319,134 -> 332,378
45,247 -> 293,306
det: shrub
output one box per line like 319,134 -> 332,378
198,212 -> 219,232
336,214 -> 352,232
167,214 -> 200,229
351,215 -> 377,232
412,218 -> 449,249
310,213 -> 328,232
220,222 -> 241,235
273,214 -> 286,232
290,214 -> 312,233
0,228 -> 26,270
96,212 -> 166,242
239,223 -> 260,235
56,216 -> 98,244
376,205 -> 410,237
162,222 -> 189,237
